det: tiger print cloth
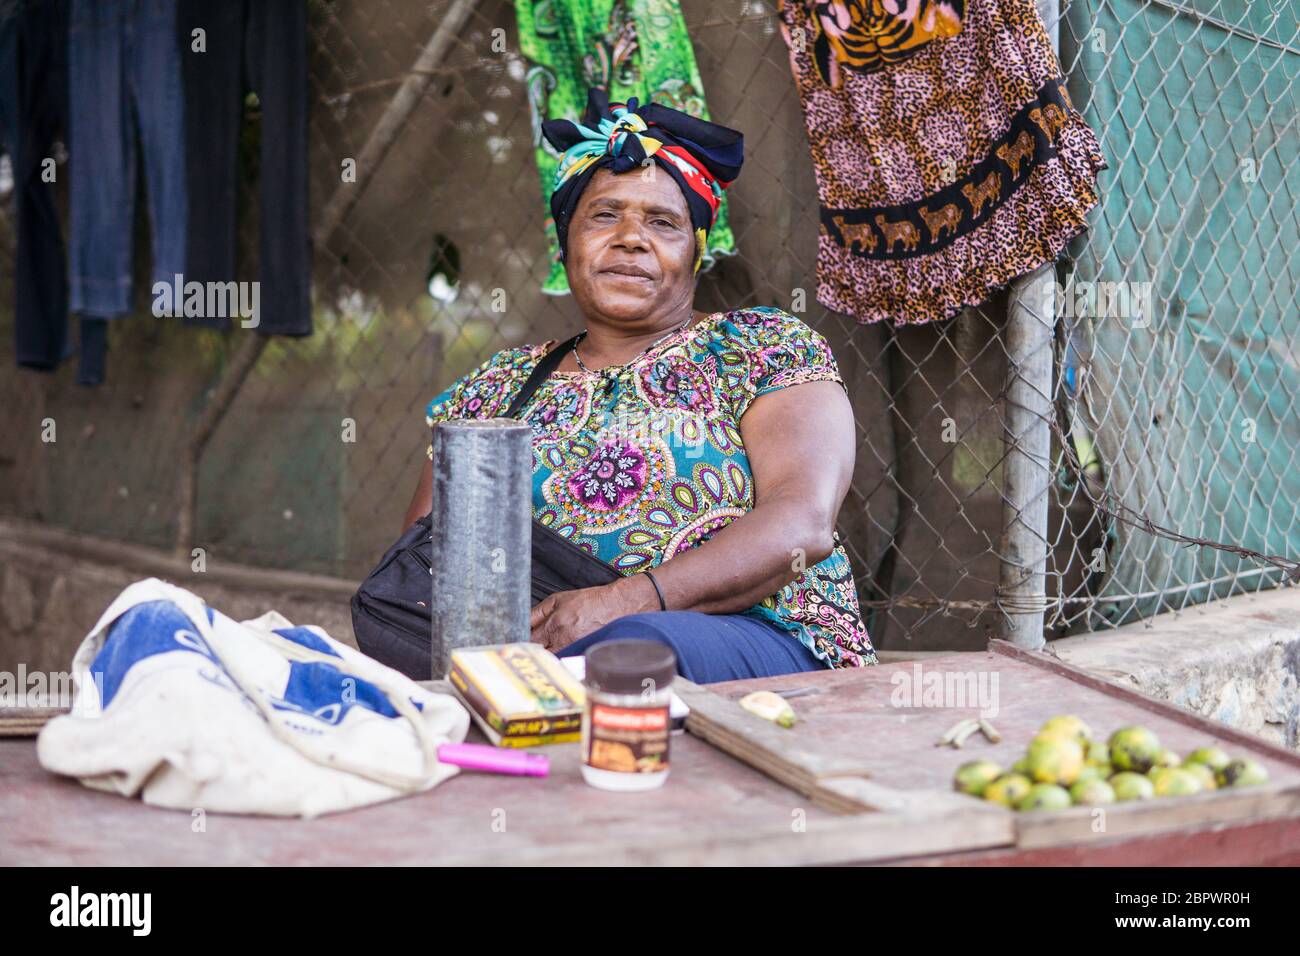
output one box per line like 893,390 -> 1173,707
778,0 -> 1107,324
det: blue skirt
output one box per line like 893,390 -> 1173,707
558,611 -> 828,684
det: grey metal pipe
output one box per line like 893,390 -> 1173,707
997,262 -> 1056,649
429,418 -> 533,677
994,0 -> 1062,647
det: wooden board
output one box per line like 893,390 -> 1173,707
0,683 -> 1013,866
0,705 -> 67,737
691,640 -> 1300,852
894,816 -> 1300,866
0,725 -> 1013,866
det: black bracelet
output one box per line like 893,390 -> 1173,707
643,569 -> 667,611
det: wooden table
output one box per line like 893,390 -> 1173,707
2,641 -> 1298,865
683,641 -> 1300,864
0,725 -> 1012,866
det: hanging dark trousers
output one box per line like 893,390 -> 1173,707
66,0 -> 189,385
178,0 -> 311,337
0,0 -> 72,371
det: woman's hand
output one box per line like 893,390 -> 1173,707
530,575 -> 657,654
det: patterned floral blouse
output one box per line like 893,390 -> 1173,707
424,306 -> 878,668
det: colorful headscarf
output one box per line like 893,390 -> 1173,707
542,88 -> 744,273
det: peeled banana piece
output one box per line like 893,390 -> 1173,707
739,690 -> 797,728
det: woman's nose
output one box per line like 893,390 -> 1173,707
611,215 -> 650,250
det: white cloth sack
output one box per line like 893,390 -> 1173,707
37,577 -> 470,818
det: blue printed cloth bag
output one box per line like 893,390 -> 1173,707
37,578 -> 470,817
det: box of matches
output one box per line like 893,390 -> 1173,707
447,643 -> 586,747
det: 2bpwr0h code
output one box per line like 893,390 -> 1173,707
1116,892 -> 1251,906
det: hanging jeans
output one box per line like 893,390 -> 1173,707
178,0 -> 311,336
0,0 -> 72,371
66,0 -> 188,385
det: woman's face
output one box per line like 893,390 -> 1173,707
565,165 -> 697,328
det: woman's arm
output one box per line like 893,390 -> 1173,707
630,379 -> 855,612
401,458 -> 433,534
531,380 -> 855,648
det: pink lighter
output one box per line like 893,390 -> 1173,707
437,742 -> 550,777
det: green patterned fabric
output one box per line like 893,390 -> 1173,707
515,0 -> 737,294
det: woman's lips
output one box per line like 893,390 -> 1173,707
600,266 -> 655,282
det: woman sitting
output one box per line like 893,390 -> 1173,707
402,89 -> 877,682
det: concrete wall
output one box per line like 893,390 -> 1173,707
0,518 -> 358,676
1052,586 -> 1300,752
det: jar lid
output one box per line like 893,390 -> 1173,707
584,639 -> 676,695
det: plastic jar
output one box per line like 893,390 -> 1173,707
580,639 -> 676,791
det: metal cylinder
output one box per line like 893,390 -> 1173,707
997,262 -> 1056,649
429,418 -> 533,678
994,0 -> 1061,649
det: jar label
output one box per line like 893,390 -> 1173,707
585,703 -> 670,774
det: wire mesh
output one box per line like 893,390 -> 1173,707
0,0 -> 1294,653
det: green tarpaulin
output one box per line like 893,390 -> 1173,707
1063,0 -> 1299,625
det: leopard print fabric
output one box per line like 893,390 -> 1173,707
778,0 -> 1107,324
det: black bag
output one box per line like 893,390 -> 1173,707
351,334 -> 620,676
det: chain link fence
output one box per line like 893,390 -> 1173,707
0,0 -> 1295,653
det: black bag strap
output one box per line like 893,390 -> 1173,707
503,334 -> 581,419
